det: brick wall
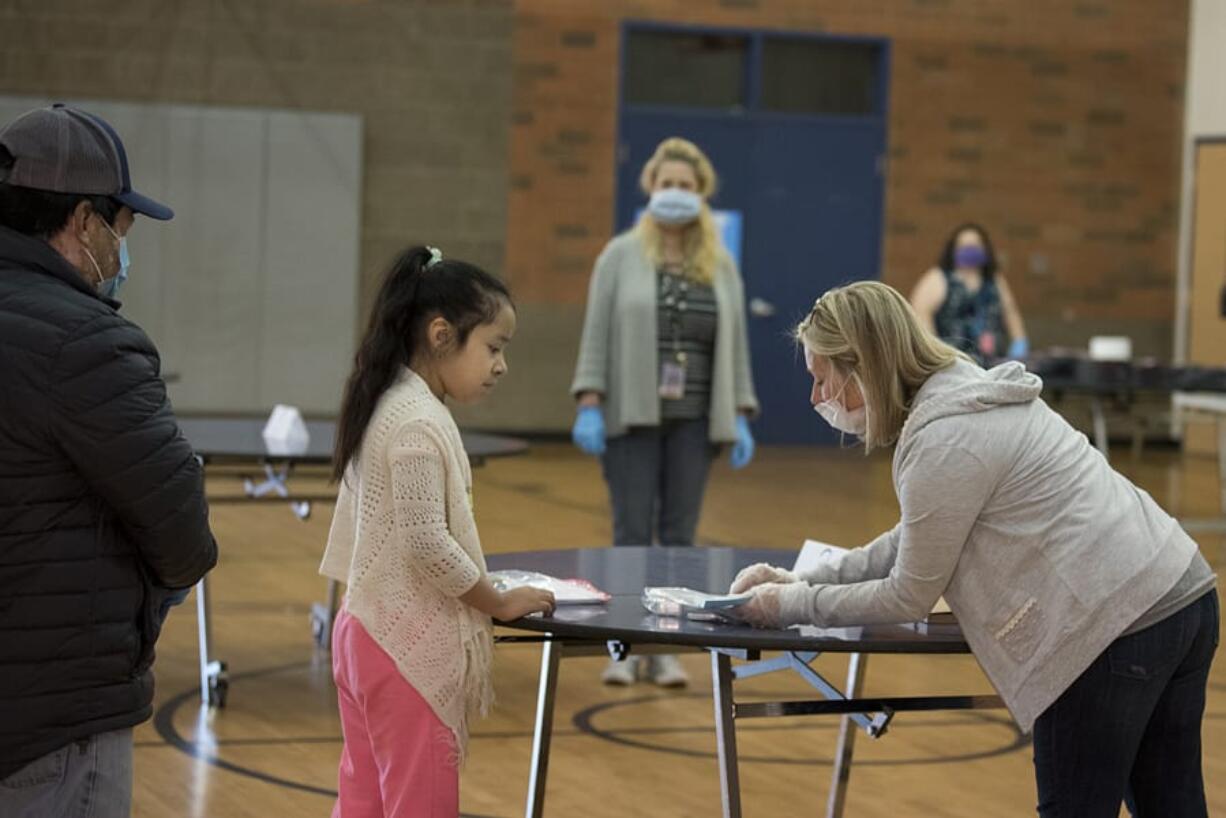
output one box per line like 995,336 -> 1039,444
0,1 -> 1191,431
506,0 -> 1189,369
0,0 -> 515,323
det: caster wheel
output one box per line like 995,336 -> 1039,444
209,676 -> 229,708
292,501 -> 312,520
206,660 -> 230,708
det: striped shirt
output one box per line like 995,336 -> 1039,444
657,266 -> 718,420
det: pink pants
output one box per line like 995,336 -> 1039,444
331,608 -> 459,818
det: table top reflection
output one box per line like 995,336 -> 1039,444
487,546 -> 972,655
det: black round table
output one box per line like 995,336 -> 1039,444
488,546 -> 971,654
487,547 -> 1000,818
1022,355 -> 1226,459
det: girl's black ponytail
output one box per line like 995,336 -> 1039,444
332,245 -> 511,480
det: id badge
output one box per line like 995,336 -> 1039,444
659,360 -> 687,400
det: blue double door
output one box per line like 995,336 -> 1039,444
616,111 -> 887,445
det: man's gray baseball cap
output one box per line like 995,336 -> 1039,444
0,103 -> 173,220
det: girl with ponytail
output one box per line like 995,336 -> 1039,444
320,246 -> 554,818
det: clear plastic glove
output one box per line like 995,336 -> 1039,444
734,582 -> 811,629
730,415 -> 755,470
729,562 -> 798,594
1007,337 -> 1029,359
571,405 -> 606,455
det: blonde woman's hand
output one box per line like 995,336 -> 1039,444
494,587 -> 556,621
729,563 -> 799,594
734,583 -> 811,629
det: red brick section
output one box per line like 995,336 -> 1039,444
507,0 -> 1189,338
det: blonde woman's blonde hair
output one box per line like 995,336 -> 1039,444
796,281 -> 967,452
634,137 -> 722,285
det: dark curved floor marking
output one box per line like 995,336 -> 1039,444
140,710 -> 1028,751
154,660 -> 1224,806
152,661 -> 504,818
571,692 -> 1031,767
151,659 -> 1039,806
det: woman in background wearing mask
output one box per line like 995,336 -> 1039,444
732,282 -> 1216,818
571,136 -> 759,687
910,222 -> 1028,365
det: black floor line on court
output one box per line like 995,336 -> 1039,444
150,656 -> 1042,814
138,706 -> 1027,751
152,661 -> 504,817
570,692 -> 1031,767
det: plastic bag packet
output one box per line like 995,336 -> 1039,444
641,587 -> 751,621
488,569 -> 610,605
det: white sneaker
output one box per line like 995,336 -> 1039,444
601,656 -> 640,686
649,654 -> 689,688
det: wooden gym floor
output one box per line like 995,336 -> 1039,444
131,442 -> 1226,817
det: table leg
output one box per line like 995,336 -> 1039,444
1175,411 -> 1226,535
311,579 -> 340,649
826,653 -> 867,818
195,576 -> 228,707
525,638 -> 561,818
196,576 -> 210,704
1090,396 -> 1109,458
1218,417 -> 1226,517
711,651 -> 742,818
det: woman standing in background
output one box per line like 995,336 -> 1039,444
910,222 -> 1028,365
570,137 -> 759,687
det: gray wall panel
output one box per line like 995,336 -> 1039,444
259,110 -> 362,412
0,96 -> 361,416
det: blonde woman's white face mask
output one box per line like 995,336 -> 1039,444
814,376 -> 867,435
805,347 -> 867,436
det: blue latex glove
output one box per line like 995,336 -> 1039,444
1007,337 -> 1030,360
730,415 -> 755,470
572,405 -> 606,455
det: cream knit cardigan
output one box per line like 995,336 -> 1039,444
320,368 -> 493,759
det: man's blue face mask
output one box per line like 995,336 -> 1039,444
85,217 -> 130,299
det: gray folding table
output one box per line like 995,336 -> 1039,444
1026,354 -> 1226,460
488,546 -> 1003,818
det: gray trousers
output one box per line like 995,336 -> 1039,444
601,418 -> 718,546
0,729 -> 133,818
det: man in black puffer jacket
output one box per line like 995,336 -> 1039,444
0,105 -> 217,817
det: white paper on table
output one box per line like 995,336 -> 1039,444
793,538 -> 953,622
792,539 -> 849,575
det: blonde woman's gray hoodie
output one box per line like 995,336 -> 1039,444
781,358 -> 1205,732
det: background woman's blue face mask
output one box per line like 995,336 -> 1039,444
647,188 -> 702,225
953,244 -> 987,269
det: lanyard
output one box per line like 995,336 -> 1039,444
661,267 -> 689,364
